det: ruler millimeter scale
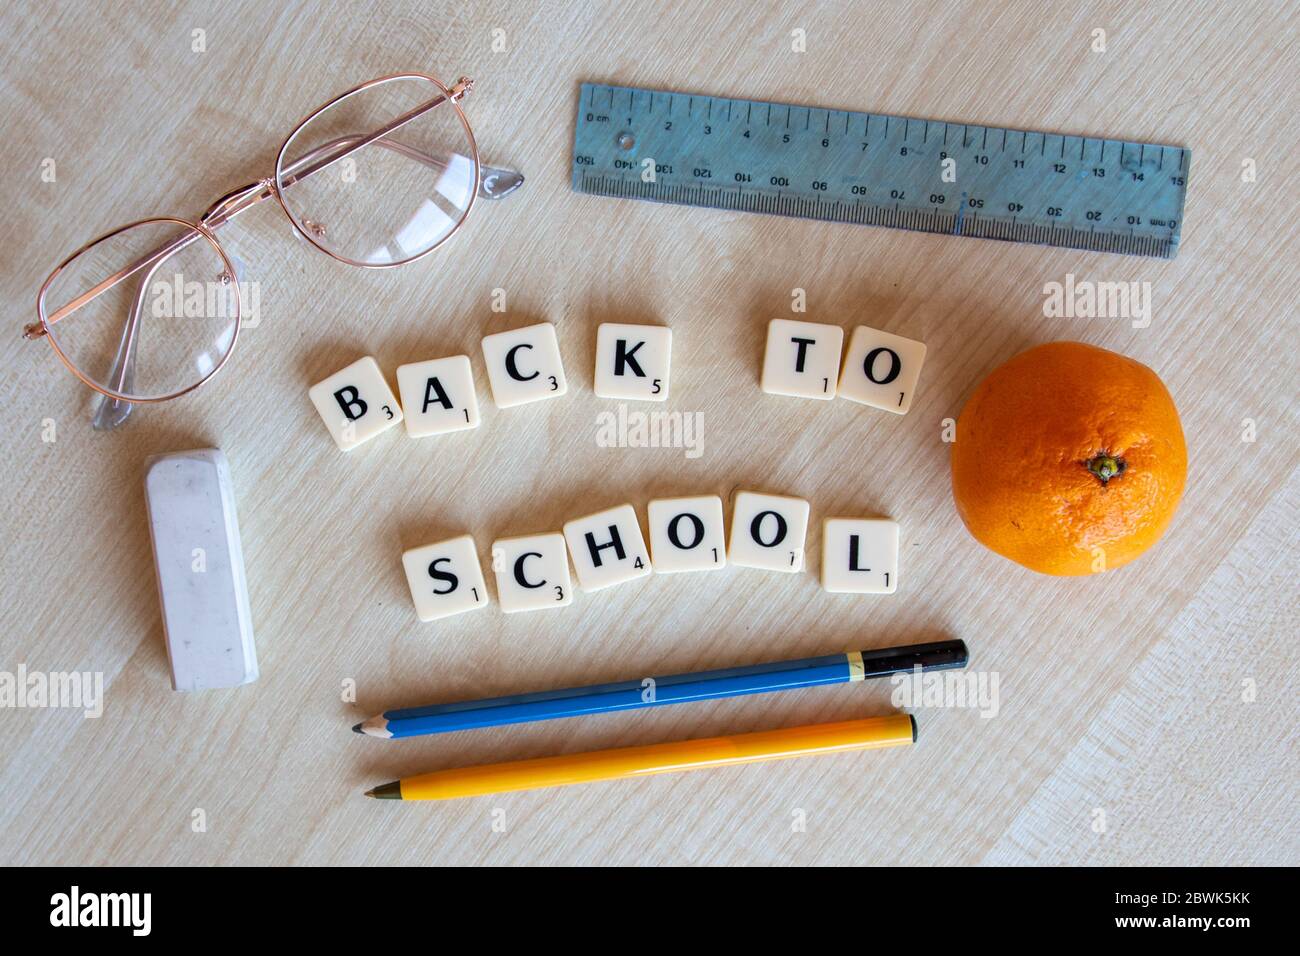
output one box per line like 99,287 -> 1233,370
572,82 -> 1189,259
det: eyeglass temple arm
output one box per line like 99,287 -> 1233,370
204,138 -> 521,232
269,135 -> 524,210
28,77 -> 521,337
92,251 -> 174,429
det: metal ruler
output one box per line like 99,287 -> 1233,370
572,82 -> 1189,259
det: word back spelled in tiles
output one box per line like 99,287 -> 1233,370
838,326 -> 927,414
402,535 -> 490,622
729,491 -> 810,573
761,319 -> 844,400
594,323 -> 672,401
396,355 -> 480,438
821,518 -> 899,594
491,533 -> 573,612
308,356 -> 404,451
647,495 -> 726,573
481,322 -> 568,408
563,504 -> 652,591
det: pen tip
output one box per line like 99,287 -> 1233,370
363,789 -> 375,798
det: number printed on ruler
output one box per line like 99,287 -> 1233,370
572,83 -> 1190,259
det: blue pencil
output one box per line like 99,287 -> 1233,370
353,639 -> 967,739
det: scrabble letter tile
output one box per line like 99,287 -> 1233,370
728,491 -> 810,573
308,355 -> 403,451
563,504 -> 652,591
491,533 -> 573,612
647,495 -> 726,573
838,326 -> 927,414
821,518 -> 899,594
396,355 -> 480,438
761,319 -> 843,400
481,322 -> 567,408
594,323 -> 672,401
401,535 -> 490,622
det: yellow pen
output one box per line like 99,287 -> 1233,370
364,712 -> 916,801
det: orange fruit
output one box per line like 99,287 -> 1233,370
951,341 -> 1186,576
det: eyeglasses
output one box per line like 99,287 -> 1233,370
25,71 -> 523,430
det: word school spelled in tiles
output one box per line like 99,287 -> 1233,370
401,494 -> 901,622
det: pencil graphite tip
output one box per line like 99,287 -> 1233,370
355,715 -> 393,738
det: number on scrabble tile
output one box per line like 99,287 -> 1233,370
490,533 -> 574,612
838,326 -> 927,414
563,504 -> 652,591
728,491 -> 810,573
401,535 -> 490,622
761,319 -> 844,400
647,495 -> 727,573
307,355 -> 403,451
820,518 -> 899,594
481,322 -> 568,408
594,323 -> 672,402
396,355 -> 480,438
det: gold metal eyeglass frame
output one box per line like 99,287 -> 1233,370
24,71 -> 523,428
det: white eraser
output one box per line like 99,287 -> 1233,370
144,449 -> 258,692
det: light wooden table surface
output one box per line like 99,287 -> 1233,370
1,0 -> 1296,866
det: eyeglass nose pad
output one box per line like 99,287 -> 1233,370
298,218 -> 328,241
219,254 -> 247,285
286,218 -> 329,253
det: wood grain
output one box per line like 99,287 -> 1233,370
0,0 -> 1296,866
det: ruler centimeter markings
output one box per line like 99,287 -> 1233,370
572,82 -> 1189,259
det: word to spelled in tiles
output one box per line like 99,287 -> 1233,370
838,326 -> 927,414
396,355 -> 481,438
401,534 -> 490,622
821,518 -> 900,594
593,323 -> 672,401
308,356 -> 403,451
728,491 -> 811,573
563,504 -> 653,591
481,322 -> 568,408
761,319 -> 844,400
491,533 -> 574,613
647,495 -> 727,573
